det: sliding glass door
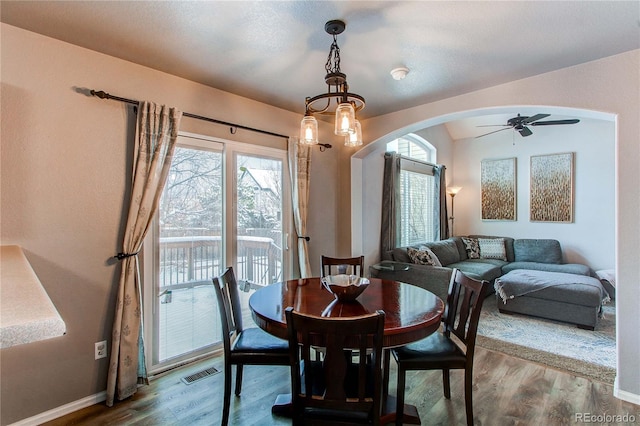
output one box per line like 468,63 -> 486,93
144,134 -> 290,373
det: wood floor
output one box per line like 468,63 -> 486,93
43,347 -> 638,426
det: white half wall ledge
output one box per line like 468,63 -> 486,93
0,245 -> 66,348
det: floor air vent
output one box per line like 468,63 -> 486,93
181,367 -> 220,385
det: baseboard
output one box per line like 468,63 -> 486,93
8,391 -> 106,426
614,377 -> 640,405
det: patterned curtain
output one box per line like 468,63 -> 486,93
380,152 -> 401,257
106,102 -> 182,406
287,137 -> 312,278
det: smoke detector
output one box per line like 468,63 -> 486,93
390,67 -> 410,80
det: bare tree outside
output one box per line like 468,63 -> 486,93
160,147 -> 223,237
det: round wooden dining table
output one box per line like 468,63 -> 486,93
249,276 -> 445,424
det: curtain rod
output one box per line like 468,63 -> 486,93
398,154 -> 438,169
90,89 -> 291,140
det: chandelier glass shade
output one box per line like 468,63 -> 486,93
335,102 -> 356,136
345,119 -> 362,147
300,20 -> 365,147
300,114 -> 319,144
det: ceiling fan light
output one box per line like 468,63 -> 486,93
300,115 -> 319,145
334,102 -> 355,136
344,120 -> 362,147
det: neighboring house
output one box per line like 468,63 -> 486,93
0,22 -> 638,426
238,167 -> 281,223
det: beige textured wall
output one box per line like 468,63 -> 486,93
0,23 -> 339,424
357,50 -> 640,402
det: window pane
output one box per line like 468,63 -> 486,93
157,146 -> 223,362
399,169 -> 436,246
235,154 -> 283,287
387,134 -> 435,163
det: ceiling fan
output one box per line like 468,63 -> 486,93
475,113 -> 580,138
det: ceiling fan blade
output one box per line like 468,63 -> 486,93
476,124 -> 511,128
522,113 -> 550,124
518,126 -> 533,137
475,128 -> 510,138
530,119 -> 580,126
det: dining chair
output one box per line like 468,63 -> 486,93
389,269 -> 489,426
321,255 -> 365,277
285,307 -> 386,425
213,267 -> 290,426
318,255 -> 366,362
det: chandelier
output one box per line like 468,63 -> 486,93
300,20 -> 365,147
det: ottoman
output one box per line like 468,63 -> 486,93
494,270 -> 608,330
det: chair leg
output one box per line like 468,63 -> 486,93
222,362 -> 232,426
234,364 -> 244,396
382,349 -> 390,400
442,368 -> 451,399
395,365 -> 406,426
464,367 -> 474,426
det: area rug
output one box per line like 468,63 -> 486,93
476,296 -> 616,384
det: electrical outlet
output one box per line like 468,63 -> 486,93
95,340 -> 107,360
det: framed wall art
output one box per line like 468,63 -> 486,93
530,152 -> 574,223
481,157 -> 517,221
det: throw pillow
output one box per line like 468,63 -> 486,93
461,237 -> 480,259
478,238 -> 507,261
407,246 -> 442,266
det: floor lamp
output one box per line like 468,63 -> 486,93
447,186 -> 462,237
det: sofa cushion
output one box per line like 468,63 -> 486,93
495,270 -> 605,306
392,247 -> 411,263
447,260 -> 504,282
461,237 -> 480,259
468,235 -> 515,262
514,239 -> 562,264
478,238 -> 507,260
407,246 -> 442,266
502,261 -> 592,276
424,239 -> 461,266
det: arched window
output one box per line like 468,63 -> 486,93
386,134 -> 440,246
386,134 -> 436,163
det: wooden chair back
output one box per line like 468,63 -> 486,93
285,307 -> 385,425
213,266 -> 244,352
443,269 -> 488,363
321,255 -> 365,277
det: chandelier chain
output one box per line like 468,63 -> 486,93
325,34 -> 341,75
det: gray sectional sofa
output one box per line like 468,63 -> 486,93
371,236 -> 591,298
370,236 -> 608,329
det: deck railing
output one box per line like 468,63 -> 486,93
159,235 -> 282,293
157,234 -> 281,361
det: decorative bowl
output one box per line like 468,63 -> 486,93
321,275 -> 370,302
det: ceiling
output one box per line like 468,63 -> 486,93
2,1 -> 639,139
